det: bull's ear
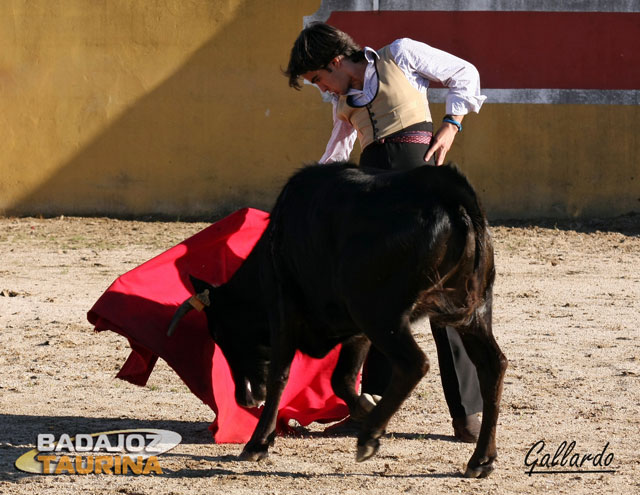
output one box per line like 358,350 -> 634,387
188,275 -> 216,295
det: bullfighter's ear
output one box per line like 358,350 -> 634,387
188,275 -> 217,295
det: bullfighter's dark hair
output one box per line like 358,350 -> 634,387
285,22 -> 365,90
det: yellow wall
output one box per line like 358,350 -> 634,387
1,1 -> 639,219
1,0 -> 331,218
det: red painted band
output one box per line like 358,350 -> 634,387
327,11 -> 640,90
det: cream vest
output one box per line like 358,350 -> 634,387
336,45 -> 431,150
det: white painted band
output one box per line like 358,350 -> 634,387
306,0 -> 640,24
429,88 -> 640,105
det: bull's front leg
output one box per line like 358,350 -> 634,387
458,323 -> 508,478
239,340 -> 295,461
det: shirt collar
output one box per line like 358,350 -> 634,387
364,46 -> 379,63
343,47 -> 378,97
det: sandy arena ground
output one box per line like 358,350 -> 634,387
0,214 -> 639,494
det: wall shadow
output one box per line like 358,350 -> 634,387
11,0 -> 327,219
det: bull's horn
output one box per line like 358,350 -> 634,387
167,289 -> 210,337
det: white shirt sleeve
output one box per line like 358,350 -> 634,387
389,38 -> 486,116
319,101 -> 358,164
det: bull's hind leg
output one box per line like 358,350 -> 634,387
457,316 -> 507,478
331,334 -> 371,420
355,316 -> 429,461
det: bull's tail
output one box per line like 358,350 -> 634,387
411,164 -> 492,327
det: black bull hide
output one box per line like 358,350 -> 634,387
169,162 -> 507,478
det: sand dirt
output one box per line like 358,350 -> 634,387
1,214 -> 639,494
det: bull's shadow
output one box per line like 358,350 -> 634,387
184,467 -> 461,480
279,423 -> 457,444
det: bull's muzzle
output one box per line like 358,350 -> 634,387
237,378 -> 266,409
167,289 -> 210,337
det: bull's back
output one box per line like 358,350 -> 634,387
269,163 -> 485,260
267,163 -> 487,325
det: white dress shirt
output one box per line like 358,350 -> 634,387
318,38 -> 486,164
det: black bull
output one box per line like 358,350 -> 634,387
168,162 -> 507,478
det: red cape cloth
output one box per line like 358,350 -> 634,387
88,208 -> 350,443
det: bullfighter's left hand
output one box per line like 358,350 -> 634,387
424,117 -> 463,166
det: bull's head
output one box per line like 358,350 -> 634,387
168,275 -> 270,409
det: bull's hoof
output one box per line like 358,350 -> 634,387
356,437 -> 380,462
239,446 -> 269,462
463,456 -> 495,478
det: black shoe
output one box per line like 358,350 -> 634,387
452,414 -> 480,443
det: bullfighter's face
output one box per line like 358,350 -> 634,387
303,56 -> 353,96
